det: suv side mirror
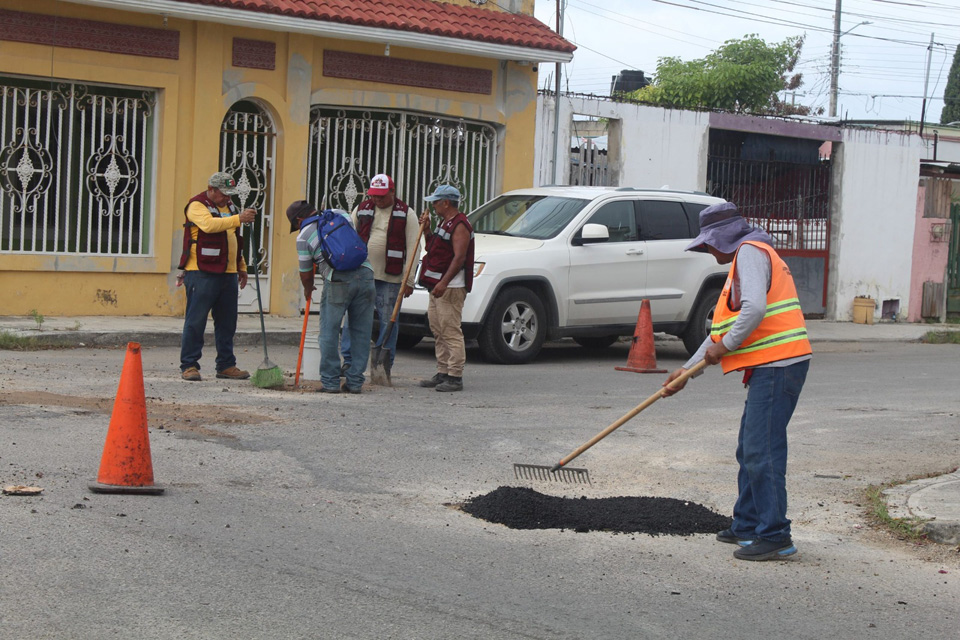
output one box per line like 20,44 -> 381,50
573,223 -> 610,246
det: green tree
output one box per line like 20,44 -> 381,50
628,34 -> 817,115
940,45 -> 960,124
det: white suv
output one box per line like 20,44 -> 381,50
397,186 -> 729,364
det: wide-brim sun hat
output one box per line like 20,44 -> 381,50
685,201 -> 772,253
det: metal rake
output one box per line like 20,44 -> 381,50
513,463 -> 591,484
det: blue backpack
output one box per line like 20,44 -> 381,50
301,209 -> 368,271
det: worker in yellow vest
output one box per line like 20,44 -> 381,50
662,201 -> 811,561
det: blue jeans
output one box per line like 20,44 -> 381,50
731,360 -> 810,543
341,280 -> 401,367
180,270 -> 239,373
319,268 -> 375,390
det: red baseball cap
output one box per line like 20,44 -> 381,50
367,174 -> 394,196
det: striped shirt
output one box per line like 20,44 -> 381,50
296,211 -> 372,281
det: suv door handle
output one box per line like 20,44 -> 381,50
626,248 -> 644,255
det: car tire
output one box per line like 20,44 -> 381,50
682,287 -> 721,357
478,286 -> 547,364
573,335 -> 619,349
395,333 -> 423,350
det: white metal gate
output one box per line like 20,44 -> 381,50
0,77 -> 155,256
219,100 -> 276,312
307,108 -> 499,217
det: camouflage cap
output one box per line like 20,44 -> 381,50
208,171 -> 239,196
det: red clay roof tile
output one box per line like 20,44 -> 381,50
167,0 -> 574,53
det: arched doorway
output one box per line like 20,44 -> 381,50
219,100 -> 276,312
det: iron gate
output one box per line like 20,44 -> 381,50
219,100 -> 276,312
707,136 -> 832,313
0,76 -> 155,256
307,108 -> 499,216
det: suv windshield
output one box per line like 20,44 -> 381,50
468,195 -> 589,240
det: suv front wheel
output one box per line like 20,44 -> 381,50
478,286 -> 547,364
681,287 -> 721,357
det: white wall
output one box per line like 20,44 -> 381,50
828,128 -> 924,321
535,95 -> 709,190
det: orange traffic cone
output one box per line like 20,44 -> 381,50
615,299 -> 666,374
89,343 -> 164,495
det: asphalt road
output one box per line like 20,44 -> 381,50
1,339 -> 958,639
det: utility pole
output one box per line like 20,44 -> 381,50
828,0 -> 842,117
920,33 -> 934,136
550,0 -> 565,185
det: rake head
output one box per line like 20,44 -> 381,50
513,463 -> 591,485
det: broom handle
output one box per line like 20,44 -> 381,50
252,266 -> 269,360
553,360 -> 709,470
386,214 -> 429,324
295,297 -> 311,386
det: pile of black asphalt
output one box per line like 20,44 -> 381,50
462,486 -> 731,535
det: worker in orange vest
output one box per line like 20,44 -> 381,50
662,201 -> 811,562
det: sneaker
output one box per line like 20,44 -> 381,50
733,538 -> 797,561
317,386 -> 341,394
419,373 -> 448,388
716,528 -> 754,546
181,367 -> 201,382
436,376 -> 463,392
216,366 -> 250,380
340,380 -> 362,394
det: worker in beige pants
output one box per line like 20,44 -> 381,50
417,185 -> 475,393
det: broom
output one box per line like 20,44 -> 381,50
250,265 -> 284,388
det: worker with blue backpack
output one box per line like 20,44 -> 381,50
287,200 -> 375,394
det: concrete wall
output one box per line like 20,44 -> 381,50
827,128 -> 925,322
535,95 -> 709,190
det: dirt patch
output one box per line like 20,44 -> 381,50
0,391 -> 272,438
461,486 -> 732,535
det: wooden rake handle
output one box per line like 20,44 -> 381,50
385,214 -> 429,324
552,359 -> 709,471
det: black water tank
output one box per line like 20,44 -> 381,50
611,70 -> 649,94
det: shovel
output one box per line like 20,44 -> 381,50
514,359 -> 709,484
370,214 -> 428,385
295,297 -> 311,387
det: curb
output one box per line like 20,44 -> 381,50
883,470 -> 960,545
8,330 -> 303,349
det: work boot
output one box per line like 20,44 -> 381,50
181,367 -> 201,382
340,380 -> 362,394
435,376 -> 463,392
419,373 -> 448,388
716,528 -> 754,546
733,538 -> 797,561
216,366 -> 250,380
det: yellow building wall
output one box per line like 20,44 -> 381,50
0,0 -> 539,317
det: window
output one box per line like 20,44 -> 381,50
0,76 -> 156,255
470,195 -> 589,239
638,200 -> 690,240
584,200 -> 637,242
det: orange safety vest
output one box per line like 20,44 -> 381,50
710,241 -> 811,373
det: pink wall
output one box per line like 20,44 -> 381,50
908,184 -> 951,321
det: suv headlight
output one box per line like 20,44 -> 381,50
473,262 -> 485,277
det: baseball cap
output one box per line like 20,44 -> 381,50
367,174 -> 394,196
424,184 -> 461,202
286,200 -> 316,233
208,171 -> 239,196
